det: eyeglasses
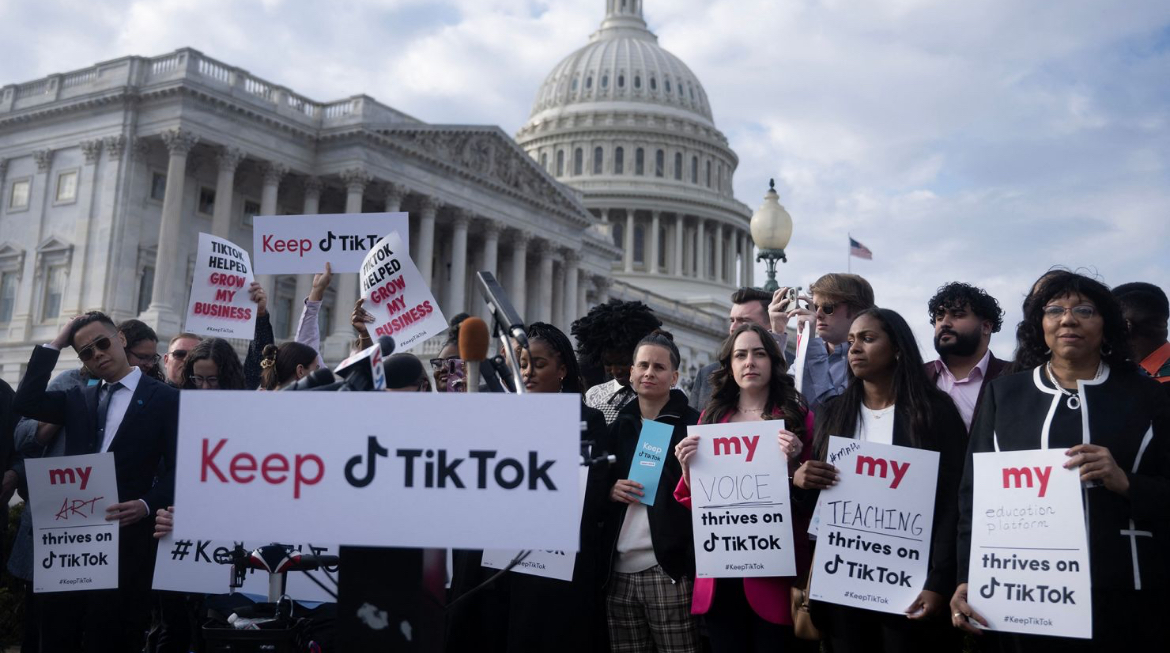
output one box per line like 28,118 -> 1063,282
189,375 -> 220,388
127,350 -> 161,365
429,357 -> 461,372
813,302 -> 841,316
1043,305 -> 1097,320
168,349 -> 190,360
77,336 -> 113,362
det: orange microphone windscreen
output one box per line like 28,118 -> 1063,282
458,317 -> 491,362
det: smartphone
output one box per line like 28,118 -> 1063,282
446,359 -> 466,393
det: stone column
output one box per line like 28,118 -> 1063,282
417,196 -> 440,290
738,230 -> 748,287
383,182 -> 406,213
210,147 -> 245,238
552,260 -> 565,329
536,240 -> 554,324
141,129 -> 199,337
596,276 -> 611,304
293,176 -> 323,303
62,140 -> 103,315
479,221 -> 501,322
714,221 -> 724,283
696,217 -> 707,280
324,168 -> 369,359
563,250 -> 579,328
747,237 -> 756,287
448,209 -> 470,315
576,274 -> 589,324
622,209 -> 634,273
254,161 -> 287,303
673,214 -> 685,276
648,211 -> 661,274
509,231 -> 530,319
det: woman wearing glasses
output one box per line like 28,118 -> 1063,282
951,271 -> 1170,650
180,338 -> 248,390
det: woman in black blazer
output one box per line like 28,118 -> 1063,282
794,308 -> 967,653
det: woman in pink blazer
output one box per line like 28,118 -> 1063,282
675,323 -> 817,652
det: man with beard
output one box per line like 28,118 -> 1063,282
924,282 -> 1008,430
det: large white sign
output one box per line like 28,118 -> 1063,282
173,392 -> 582,551
153,535 -> 338,602
359,231 -> 446,351
968,449 -> 1091,639
687,422 -> 796,578
810,437 -> 940,614
253,213 -> 410,274
184,232 -> 257,339
26,453 -> 120,593
481,467 -> 589,581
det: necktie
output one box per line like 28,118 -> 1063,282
96,381 -> 123,445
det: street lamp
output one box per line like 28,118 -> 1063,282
749,179 -> 793,293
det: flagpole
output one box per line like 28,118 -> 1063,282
847,234 -> 851,274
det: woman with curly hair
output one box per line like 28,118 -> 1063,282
951,270 -> 1170,650
674,323 -> 815,651
180,338 -> 248,390
571,299 -> 662,425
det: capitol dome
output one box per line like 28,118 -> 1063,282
516,0 -> 755,311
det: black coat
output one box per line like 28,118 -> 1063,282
957,366 -> 1170,591
602,388 -> 699,582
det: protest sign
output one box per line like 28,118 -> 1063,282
687,422 -> 796,578
359,231 -> 446,351
184,232 -> 256,339
481,467 -> 589,581
809,437 -> 940,614
173,391 -> 581,551
153,536 -> 338,601
253,212 -> 409,274
968,449 -> 1091,638
26,453 -> 119,593
627,420 -> 673,506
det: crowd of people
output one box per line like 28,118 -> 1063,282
0,264 -> 1168,653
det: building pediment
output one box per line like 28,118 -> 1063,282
366,125 -> 594,226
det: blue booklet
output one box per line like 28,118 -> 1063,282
628,420 -> 673,506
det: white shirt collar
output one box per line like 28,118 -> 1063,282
103,366 -> 142,393
936,348 -> 991,384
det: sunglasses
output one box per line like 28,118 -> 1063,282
813,302 -> 841,316
168,349 -> 190,360
429,357 -> 462,372
77,336 -> 113,362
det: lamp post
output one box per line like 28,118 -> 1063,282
749,179 -> 794,293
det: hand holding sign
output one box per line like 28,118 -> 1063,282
248,281 -> 267,318
950,583 -> 989,634
185,233 -> 257,339
105,500 -> 147,527
1064,443 -> 1128,493
611,479 -> 645,504
794,460 -> 839,490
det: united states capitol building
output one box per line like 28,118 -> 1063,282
0,0 -> 756,386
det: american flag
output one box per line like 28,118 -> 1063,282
849,236 -> 873,260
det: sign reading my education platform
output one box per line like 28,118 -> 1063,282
184,232 -> 257,339
810,436 -> 939,614
688,422 -> 796,579
27,453 -> 120,593
173,391 -> 582,551
252,212 -> 410,274
359,231 -> 446,352
968,449 -> 1091,639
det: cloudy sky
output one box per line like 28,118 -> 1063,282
4,0 -> 1168,355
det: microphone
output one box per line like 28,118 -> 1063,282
282,367 -> 337,391
335,336 -> 396,391
458,317 -> 490,394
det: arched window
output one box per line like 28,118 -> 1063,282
634,75 -> 641,89
540,152 -> 548,171
556,150 -> 565,176
655,149 -> 665,177
602,74 -> 609,88
573,148 -> 583,175
689,84 -> 695,101
571,78 -> 578,92
618,74 -> 625,88
635,148 -> 645,175
634,224 -> 645,264
650,76 -> 657,91
586,76 -> 593,89
717,163 -> 724,191
615,147 -> 625,174
593,147 -> 603,174
674,152 -> 683,180
658,226 -> 667,268
706,160 -> 712,187
665,79 -> 672,93
708,235 -> 716,277
691,156 -> 698,183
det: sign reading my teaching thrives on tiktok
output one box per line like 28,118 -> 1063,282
359,230 -> 446,351
252,213 -> 410,274
968,449 -> 1091,639
809,437 -> 939,615
184,232 -> 257,339
26,453 -> 120,593
687,422 -> 796,578
173,391 -> 582,551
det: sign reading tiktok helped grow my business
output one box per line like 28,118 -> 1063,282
809,437 -> 939,614
184,232 -> 256,339
252,212 -> 410,274
968,449 -> 1091,639
360,230 -> 446,351
26,453 -> 120,593
687,422 -> 796,578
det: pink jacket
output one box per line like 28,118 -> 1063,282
674,409 -> 815,625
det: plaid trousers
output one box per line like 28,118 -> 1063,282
606,566 -> 701,653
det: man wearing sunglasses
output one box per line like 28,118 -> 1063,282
770,273 -> 875,410
163,332 -> 203,387
13,311 -> 179,652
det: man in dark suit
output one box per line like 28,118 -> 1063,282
924,282 -> 1008,431
14,311 -> 178,653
